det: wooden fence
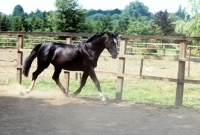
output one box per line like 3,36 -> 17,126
1,32 -> 200,106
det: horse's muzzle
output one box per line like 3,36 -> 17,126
112,53 -> 118,59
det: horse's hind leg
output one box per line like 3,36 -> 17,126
26,66 -> 45,94
52,67 -> 68,96
73,72 -> 88,96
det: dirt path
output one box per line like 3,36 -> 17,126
0,85 -> 200,135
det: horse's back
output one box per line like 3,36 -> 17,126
38,42 -> 78,57
38,42 -> 84,71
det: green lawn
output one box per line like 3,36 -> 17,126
10,77 -> 199,109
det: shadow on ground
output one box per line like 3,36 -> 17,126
1,91 -> 200,135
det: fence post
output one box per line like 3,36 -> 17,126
16,35 -> 23,84
162,45 -> 166,56
188,46 -> 191,77
146,44 -> 149,54
140,59 -> 144,76
66,36 -> 81,81
63,36 -> 72,93
175,40 -> 187,106
116,38 -> 127,100
7,39 -> 9,46
66,36 -> 72,44
64,71 -> 70,94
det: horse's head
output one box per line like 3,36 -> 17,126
104,32 -> 119,59
85,32 -> 118,59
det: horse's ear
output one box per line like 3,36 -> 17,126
115,33 -> 119,37
106,32 -> 110,36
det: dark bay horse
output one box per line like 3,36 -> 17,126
22,32 -> 118,101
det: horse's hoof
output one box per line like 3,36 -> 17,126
102,97 -> 106,101
101,99 -> 108,105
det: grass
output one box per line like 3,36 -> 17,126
130,47 -> 179,56
122,79 -> 176,105
8,77 -> 199,109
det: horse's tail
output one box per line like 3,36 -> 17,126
22,44 -> 42,77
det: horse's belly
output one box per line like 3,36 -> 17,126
63,64 -> 84,71
54,61 -> 84,71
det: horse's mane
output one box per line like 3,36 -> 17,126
86,32 -> 106,43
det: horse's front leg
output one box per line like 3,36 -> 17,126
88,68 -> 106,101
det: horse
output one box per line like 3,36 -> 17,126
146,44 -> 157,54
22,32 -> 118,101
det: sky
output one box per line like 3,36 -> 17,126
0,0 -> 189,15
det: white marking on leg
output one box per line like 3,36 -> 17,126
99,92 -> 106,101
26,80 -> 35,94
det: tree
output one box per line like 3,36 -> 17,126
11,5 -> 29,31
12,5 -> 24,16
84,19 -> 94,33
0,13 -> 10,31
168,13 -> 182,22
10,16 -> 21,31
175,5 -> 186,19
41,11 -> 48,31
86,9 -> 122,17
53,0 -> 87,33
185,0 -> 200,37
127,16 -> 153,35
111,14 -> 121,21
114,16 -> 130,34
87,13 -> 104,21
123,0 -> 151,18
93,20 -> 103,32
153,10 -> 175,36
45,11 -> 54,32
10,13 -> 28,31
174,20 -> 187,36
35,9 -> 43,18
27,12 -> 43,31
101,14 -> 113,31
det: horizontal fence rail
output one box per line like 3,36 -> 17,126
1,32 -> 200,106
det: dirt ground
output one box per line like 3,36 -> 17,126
1,49 -> 200,134
1,85 -> 200,135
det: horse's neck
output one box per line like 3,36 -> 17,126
90,38 -> 106,55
